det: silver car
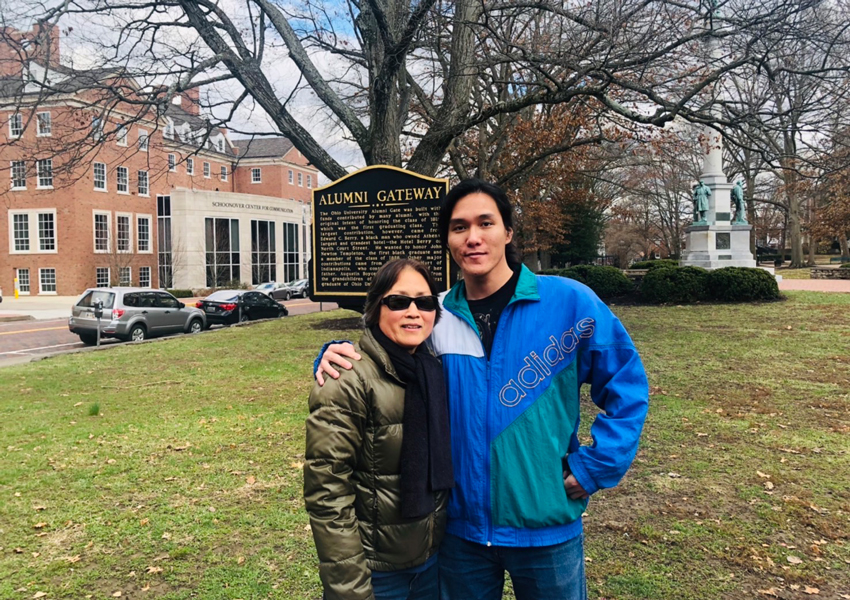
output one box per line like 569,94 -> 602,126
69,288 -> 206,345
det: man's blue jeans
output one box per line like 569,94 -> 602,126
370,559 -> 440,600
439,533 -> 587,599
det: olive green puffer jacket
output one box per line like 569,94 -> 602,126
304,328 -> 448,600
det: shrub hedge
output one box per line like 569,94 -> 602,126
704,267 -> 781,301
639,266 -> 709,304
841,263 -> 850,269
629,259 -> 679,270
537,265 -> 633,298
166,289 -> 195,298
537,265 -> 780,303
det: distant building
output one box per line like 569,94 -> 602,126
1,24 -> 318,295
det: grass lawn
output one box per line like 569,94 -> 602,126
1,293 -> 848,599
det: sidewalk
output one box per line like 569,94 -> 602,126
778,279 -> 850,293
0,295 -> 78,321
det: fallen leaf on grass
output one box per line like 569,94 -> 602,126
33,592 -> 48,599
65,555 -> 80,564
139,518 -> 149,526
146,566 -> 163,574
33,522 -> 47,529
246,476 -> 256,485
787,555 -> 803,564
756,471 -> 770,479
668,472 -> 681,478
141,585 -> 150,592
290,461 -> 304,469
802,587 -> 819,595
237,556 -> 245,565
112,592 -> 122,597
764,481 -> 775,490
33,505 -> 46,511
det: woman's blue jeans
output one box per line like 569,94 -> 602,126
439,533 -> 587,599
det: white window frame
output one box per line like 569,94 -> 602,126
139,266 -> 151,288
220,166 -> 228,181
186,157 -> 194,175
203,161 -> 210,178
9,113 -> 23,138
118,266 -> 132,287
93,210 -> 111,253
8,209 -> 57,254
307,174 -> 312,189
93,162 -> 107,191
36,158 -> 53,189
298,172 -> 303,187
38,267 -> 57,295
168,153 -> 176,172
216,138 -> 224,153
37,212 -> 56,252
138,169 -> 149,196
10,212 -> 30,253
116,166 -> 129,194
16,267 -> 30,295
252,167 -> 261,183
137,214 -> 152,253
36,112 -> 51,136
164,118 -> 174,140
116,124 -> 128,146
116,212 -> 132,253
288,169 -> 293,184
96,267 -> 110,288
11,160 -> 26,190
138,129 -> 149,151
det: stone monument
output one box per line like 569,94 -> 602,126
680,9 -> 755,270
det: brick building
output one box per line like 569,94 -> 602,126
0,25 -> 318,295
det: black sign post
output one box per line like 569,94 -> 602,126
311,166 -> 454,311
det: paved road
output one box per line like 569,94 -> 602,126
0,298 -> 337,365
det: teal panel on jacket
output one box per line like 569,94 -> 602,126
490,360 -> 588,528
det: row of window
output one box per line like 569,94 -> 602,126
168,154 -> 227,180
95,266 -> 152,288
93,212 -> 152,254
12,267 -> 56,294
8,112 -> 52,138
9,159 -> 312,193
89,163 -> 149,195
10,210 -> 55,252
9,209 -> 151,255
11,266 -> 152,294
248,167 -> 313,188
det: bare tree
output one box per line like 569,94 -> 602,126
3,0 -> 848,187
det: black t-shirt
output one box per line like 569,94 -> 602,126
466,267 -> 521,358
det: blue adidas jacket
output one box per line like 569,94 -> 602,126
429,266 -> 648,547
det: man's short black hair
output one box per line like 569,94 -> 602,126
438,178 -> 521,267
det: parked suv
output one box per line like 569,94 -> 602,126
69,288 -> 206,345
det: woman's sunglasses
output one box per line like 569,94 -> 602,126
381,295 -> 439,312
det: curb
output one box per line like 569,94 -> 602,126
0,315 -> 35,323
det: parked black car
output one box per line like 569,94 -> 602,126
196,290 -> 288,327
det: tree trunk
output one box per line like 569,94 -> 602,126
839,234 -> 850,260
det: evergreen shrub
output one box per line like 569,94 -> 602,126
538,265 -> 633,298
629,259 -> 679,270
640,266 -> 709,304
705,267 -> 781,301
166,289 -> 195,298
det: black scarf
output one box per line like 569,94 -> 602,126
370,325 -> 454,519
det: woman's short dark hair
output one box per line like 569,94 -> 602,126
363,258 -> 442,327
438,178 -> 522,267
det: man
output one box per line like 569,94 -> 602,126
316,179 -> 648,599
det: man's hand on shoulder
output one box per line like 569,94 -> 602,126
316,342 -> 361,386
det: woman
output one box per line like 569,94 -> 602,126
304,258 -> 453,600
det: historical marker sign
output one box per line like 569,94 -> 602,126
311,166 -> 451,302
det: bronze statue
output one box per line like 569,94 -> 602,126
692,181 -> 711,225
731,180 -> 747,224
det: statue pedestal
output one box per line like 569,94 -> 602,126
681,224 -> 756,269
